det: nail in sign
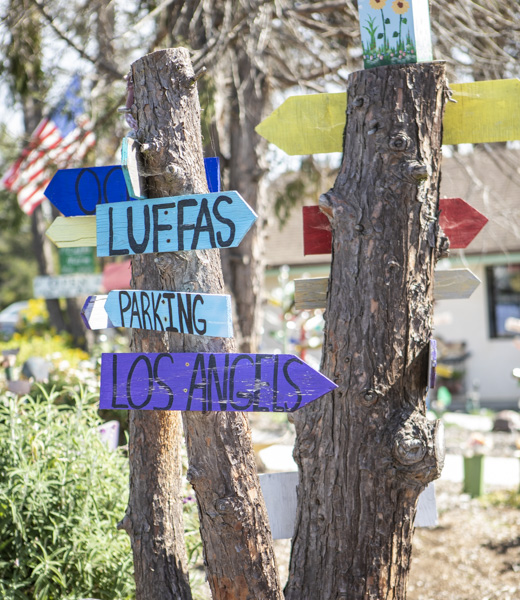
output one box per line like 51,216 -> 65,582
100,352 -> 337,412
96,191 -> 257,257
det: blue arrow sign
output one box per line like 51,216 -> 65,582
100,352 -> 337,412
45,158 -> 221,217
96,191 -> 257,257
45,166 -> 130,215
83,289 -> 233,337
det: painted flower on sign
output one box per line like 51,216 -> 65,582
369,0 -> 387,9
392,0 -> 409,14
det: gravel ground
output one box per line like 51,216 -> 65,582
251,411 -> 520,598
408,480 -> 520,600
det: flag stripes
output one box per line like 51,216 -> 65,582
1,77 -> 95,215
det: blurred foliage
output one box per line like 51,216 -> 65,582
0,223 -> 37,309
0,387 -> 134,600
0,382 -> 207,599
482,488 -> 520,510
0,329 -> 95,399
273,157 -> 336,228
0,299 -> 96,397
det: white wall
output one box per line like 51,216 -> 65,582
434,264 -> 520,406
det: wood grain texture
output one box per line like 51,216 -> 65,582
294,269 -> 480,310
255,79 -> 520,155
45,158 -> 221,218
286,63 -> 447,600
259,472 -> 299,540
46,215 -> 96,247
444,79 -> 520,145
434,269 -> 481,299
438,197 -> 488,248
100,352 -> 336,412
127,48 -> 282,600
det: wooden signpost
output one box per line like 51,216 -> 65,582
293,269 -> 481,310
258,473 -> 438,540
438,197 -> 489,249
81,294 -> 113,330
100,351 -> 337,412
433,269 -> 482,300
295,270 -> 480,310
46,215 -> 96,247
33,273 -> 102,299
255,79 -> 520,155
121,137 -> 221,200
302,198 -> 488,255
358,0 -> 432,70
101,259 -> 132,291
59,246 -> 96,274
44,165 -> 130,215
121,137 -> 146,199
96,191 -> 256,257
82,289 -> 233,337
46,191 -> 257,254
44,157 -> 220,216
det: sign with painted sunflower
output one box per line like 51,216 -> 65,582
359,0 -> 433,69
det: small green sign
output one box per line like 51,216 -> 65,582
59,247 -> 96,274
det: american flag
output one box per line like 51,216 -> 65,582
1,76 -> 96,215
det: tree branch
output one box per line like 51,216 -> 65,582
29,0 -> 124,80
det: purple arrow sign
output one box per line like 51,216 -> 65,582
100,352 -> 337,412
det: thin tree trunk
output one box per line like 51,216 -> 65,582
220,49 -> 269,354
286,63 -> 448,600
12,2 -> 67,335
30,205 -> 67,331
124,48 -> 282,600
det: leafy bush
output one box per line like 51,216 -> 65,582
0,387 -> 134,599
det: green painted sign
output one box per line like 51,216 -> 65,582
59,246 -> 96,274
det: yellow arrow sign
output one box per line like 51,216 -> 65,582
255,79 -> 520,155
46,216 -> 97,247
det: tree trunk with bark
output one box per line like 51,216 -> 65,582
30,205 -> 66,332
286,63 -> 448,600
122,48 -> 282,600
219,48 -> 269,353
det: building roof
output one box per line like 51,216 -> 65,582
440,148 -> 520,257
264,148 -> 520,269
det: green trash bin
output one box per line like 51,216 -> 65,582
463,455 -> 484,498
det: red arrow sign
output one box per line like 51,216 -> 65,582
438,197 -> 488,249
302,198 -> 488,255
302,206 -> 332,255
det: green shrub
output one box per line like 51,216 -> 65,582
482,488 -> 520,510
0,387 -> 134,600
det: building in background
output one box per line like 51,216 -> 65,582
263,148 -> 520,409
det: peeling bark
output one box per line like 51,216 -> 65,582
286,63 -> 448,600
126,48 -> 282,600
